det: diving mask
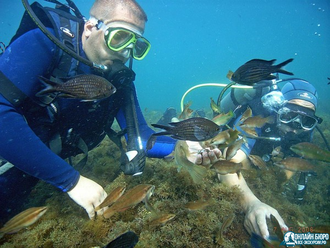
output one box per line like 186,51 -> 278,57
278,107 -> 320,131
92,18 -> 151,60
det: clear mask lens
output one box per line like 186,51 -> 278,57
278,107 -> 317,130
105,28 -> 151,60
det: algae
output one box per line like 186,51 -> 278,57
0,110 -> 329,248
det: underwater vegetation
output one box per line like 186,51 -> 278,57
0,109 -> 329,248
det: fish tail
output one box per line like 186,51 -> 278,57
36,76 -> 59,96
187,164 -> 208,184
275,58 -> 294,75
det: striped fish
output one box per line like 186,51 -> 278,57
0,206 -> 48,238
227,58 -> 294,85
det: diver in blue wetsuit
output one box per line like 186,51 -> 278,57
216,77 -> 324,238
0,0 -> 178,222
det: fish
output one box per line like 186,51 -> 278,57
217,129 -> 241,149
211,160 -> 243,177
240,106 -> 252,123
0,206 -> 47,238
103,184 -> 155,218
248,155 -> 267,170
148,213 -> 176,226
328,77 -> 330,85
215,213 -> 235,245
209,129 -> 231,146
174,140 -> 208,184
37,74 -> 116,100
104,231 -> 139,248
95,186 -> 126,211
271,215 -> 284,241
184,198 -> 215,210
290,142 -> 330,163
274,157 -> 315,172
226,138 -> 245,160
151,117 -> 220,142
179,101 -> 193,120
240,115 -> 275,129
210,97 -> 222,114
250,232 -> 277,248
228,58 -> 294,85
240,126 -> 258,138
212,111 -> 234,126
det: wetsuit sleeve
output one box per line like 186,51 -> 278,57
115,87 -> 176,158
0,29 -> 79,192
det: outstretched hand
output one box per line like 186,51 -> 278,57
67,175 -> 107,219
185,140 -> 222,166
244,200 -> 288,239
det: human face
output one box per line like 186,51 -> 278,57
82,7 -> 146,67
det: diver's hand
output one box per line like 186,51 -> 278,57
185,141 -> 222,166
67,175 -> 107,219
244,200 -> 288,239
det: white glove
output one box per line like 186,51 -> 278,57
67,175 -> 107,219
185,140 -> 222,166
244,200 -> 288,239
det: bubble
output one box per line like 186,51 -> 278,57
317,24 -> 321,27
318,34 -> 321,37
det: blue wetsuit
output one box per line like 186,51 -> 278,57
0,28 -> 175,220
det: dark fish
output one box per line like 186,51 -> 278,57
104,231 -> 139,248
228,58 -> 294,85
37,74 -> 116,100
328,77 -> 330,85
151,117 -> 220,141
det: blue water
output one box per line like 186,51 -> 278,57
1,0 -> 329,113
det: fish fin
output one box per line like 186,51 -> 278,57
245,58 -> 276,64
284,170 -> 295,180
226,70 -> 234,80
151,123 -> 171,130
275,58 -> 294,75
146,135 -> 157,150
186,164 -> 208,184
265,75 -> 277,80
104,231 -> 139,248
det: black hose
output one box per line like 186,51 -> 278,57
21,0 -> 106,71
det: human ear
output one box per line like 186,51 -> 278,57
83,21 -> 96,38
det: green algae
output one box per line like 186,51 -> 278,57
1,111 -> 329,248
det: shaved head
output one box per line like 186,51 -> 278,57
90,0 -> 148,22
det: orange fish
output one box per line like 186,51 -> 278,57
103,184 -> 155,218
0,206 -> 47,238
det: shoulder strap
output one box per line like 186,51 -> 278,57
0,71 -> 27,107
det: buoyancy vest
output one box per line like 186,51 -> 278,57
0,2 -> 115,166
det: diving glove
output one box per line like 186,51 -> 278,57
120,149 -> 146,176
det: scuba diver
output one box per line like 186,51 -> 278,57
0,0 -> 181,222
213,77 -> 325,237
